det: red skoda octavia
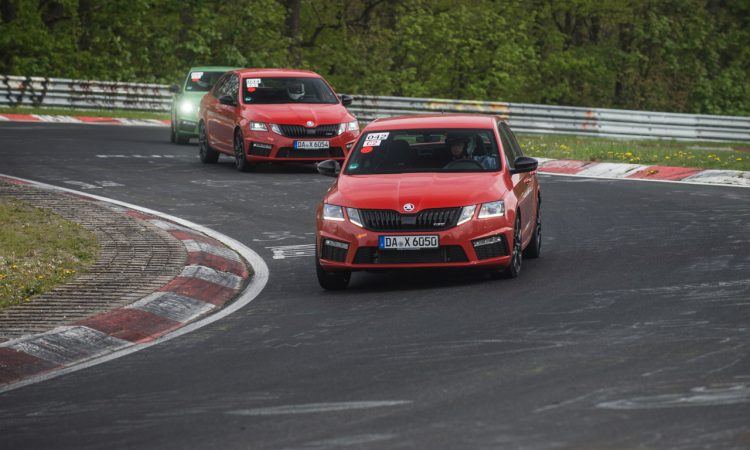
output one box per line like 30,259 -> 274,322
198,69 -> 360,171
315,114 -> 542,290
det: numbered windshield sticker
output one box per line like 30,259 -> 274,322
365,132 -> 389,141
246,78 -> 261,88
362,140 -> 381,147
190,72 -> 203,81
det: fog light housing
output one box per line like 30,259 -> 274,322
321,238 -> 349,262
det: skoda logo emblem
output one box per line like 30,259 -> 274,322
403,203 -> 415,212
306,120 -> 315,127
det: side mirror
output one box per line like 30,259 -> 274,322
510,156 -> 538,174
219,95 -> 236,106
168,84 -> 181,94
339,94 -> 353,106
317,160 -> 341,177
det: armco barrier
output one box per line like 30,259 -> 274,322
3,75 -> 749,142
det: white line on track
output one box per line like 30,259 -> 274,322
0,173 -> 270,394
225,401 -> 412,416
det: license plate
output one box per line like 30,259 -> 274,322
378,235 -> 439,250
294,140 -> 330,149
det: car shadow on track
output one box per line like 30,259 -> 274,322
215,161 -> 321,174
335,268 -> 508,294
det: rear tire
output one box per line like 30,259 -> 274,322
176,133 -> 191,145
523,198 -> 542,259
170,121 -> 176,143
198,121 -> 219,164
316,249 -> 351,290
234,129 -> 253,172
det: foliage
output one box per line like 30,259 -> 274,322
0,196 -> 99,309
0,0 -> 748,115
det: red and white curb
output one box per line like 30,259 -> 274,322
0,175 -> 269,393
536,158 -> 750,188
0,112 -> 169,127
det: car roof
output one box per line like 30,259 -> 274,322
233,68 -> 322,78
188,66 -> 240,72
364,114 -> 501,131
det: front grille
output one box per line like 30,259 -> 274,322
279,124 -> 339,138
359,208 -> 461,232
276,147 -> 344,158
353,246 -> 468,264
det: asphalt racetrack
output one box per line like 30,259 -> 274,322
1,122 -> 749,449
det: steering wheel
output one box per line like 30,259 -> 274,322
443,158 -> 484,170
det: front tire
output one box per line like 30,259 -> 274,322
198,121 -> 219,164
523,198 -> 542,259
493,215 -> 522,279
234,129 -> 253,172
316,249 -> 351,290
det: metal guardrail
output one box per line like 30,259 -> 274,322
1,75 -> 171,111
3,75 -> 749,142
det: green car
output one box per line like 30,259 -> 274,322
169,66 -> 239,144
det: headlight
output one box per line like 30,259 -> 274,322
346,208 -> 363,227
478,200 -> 505,219
323,204 -> 345,221
337,121 -> 359,135
270,124 -> 282,135
250,122 -> 267,132
457,205 -> 476,225
179,101 -> 194,114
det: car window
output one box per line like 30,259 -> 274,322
502,122 -> 525,158
227,75 -> 239,102
344,128 -> 501,175
184,71 -> 226,93
498,124 -> 516,169
242,77 -> 339,104
212,74 -> 229,98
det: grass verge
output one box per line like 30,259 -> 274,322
0,106 -> 169,121
518,134 -> 750,171
0,196 -> 99,309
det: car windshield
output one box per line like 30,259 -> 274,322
184,71 -> 225,92
344,128 -> 501,175
242,77 -> 339,104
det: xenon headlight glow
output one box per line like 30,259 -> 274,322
180,101 -> 194,114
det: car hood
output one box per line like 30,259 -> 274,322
327,172 -> 507,211
244,103 -> 352,126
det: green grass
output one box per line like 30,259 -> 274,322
0,197 -> 99,309
518,134 -> 750,171
0,106 -> 169,121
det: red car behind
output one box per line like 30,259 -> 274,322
198,69 -> 360,171
315,114 -> 542,290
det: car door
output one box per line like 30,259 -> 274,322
214,74 -> 239,152
499,122 -> 535,243
205,74 -> 229,150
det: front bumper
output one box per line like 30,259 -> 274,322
175,117 -> 199,136
243,129 -> 359,162
317,216 -> 513,271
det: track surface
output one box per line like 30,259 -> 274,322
1,123 -> 749,449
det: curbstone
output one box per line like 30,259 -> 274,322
0,176 -> 256,389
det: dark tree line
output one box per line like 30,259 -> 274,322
1,0 -> 748,115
